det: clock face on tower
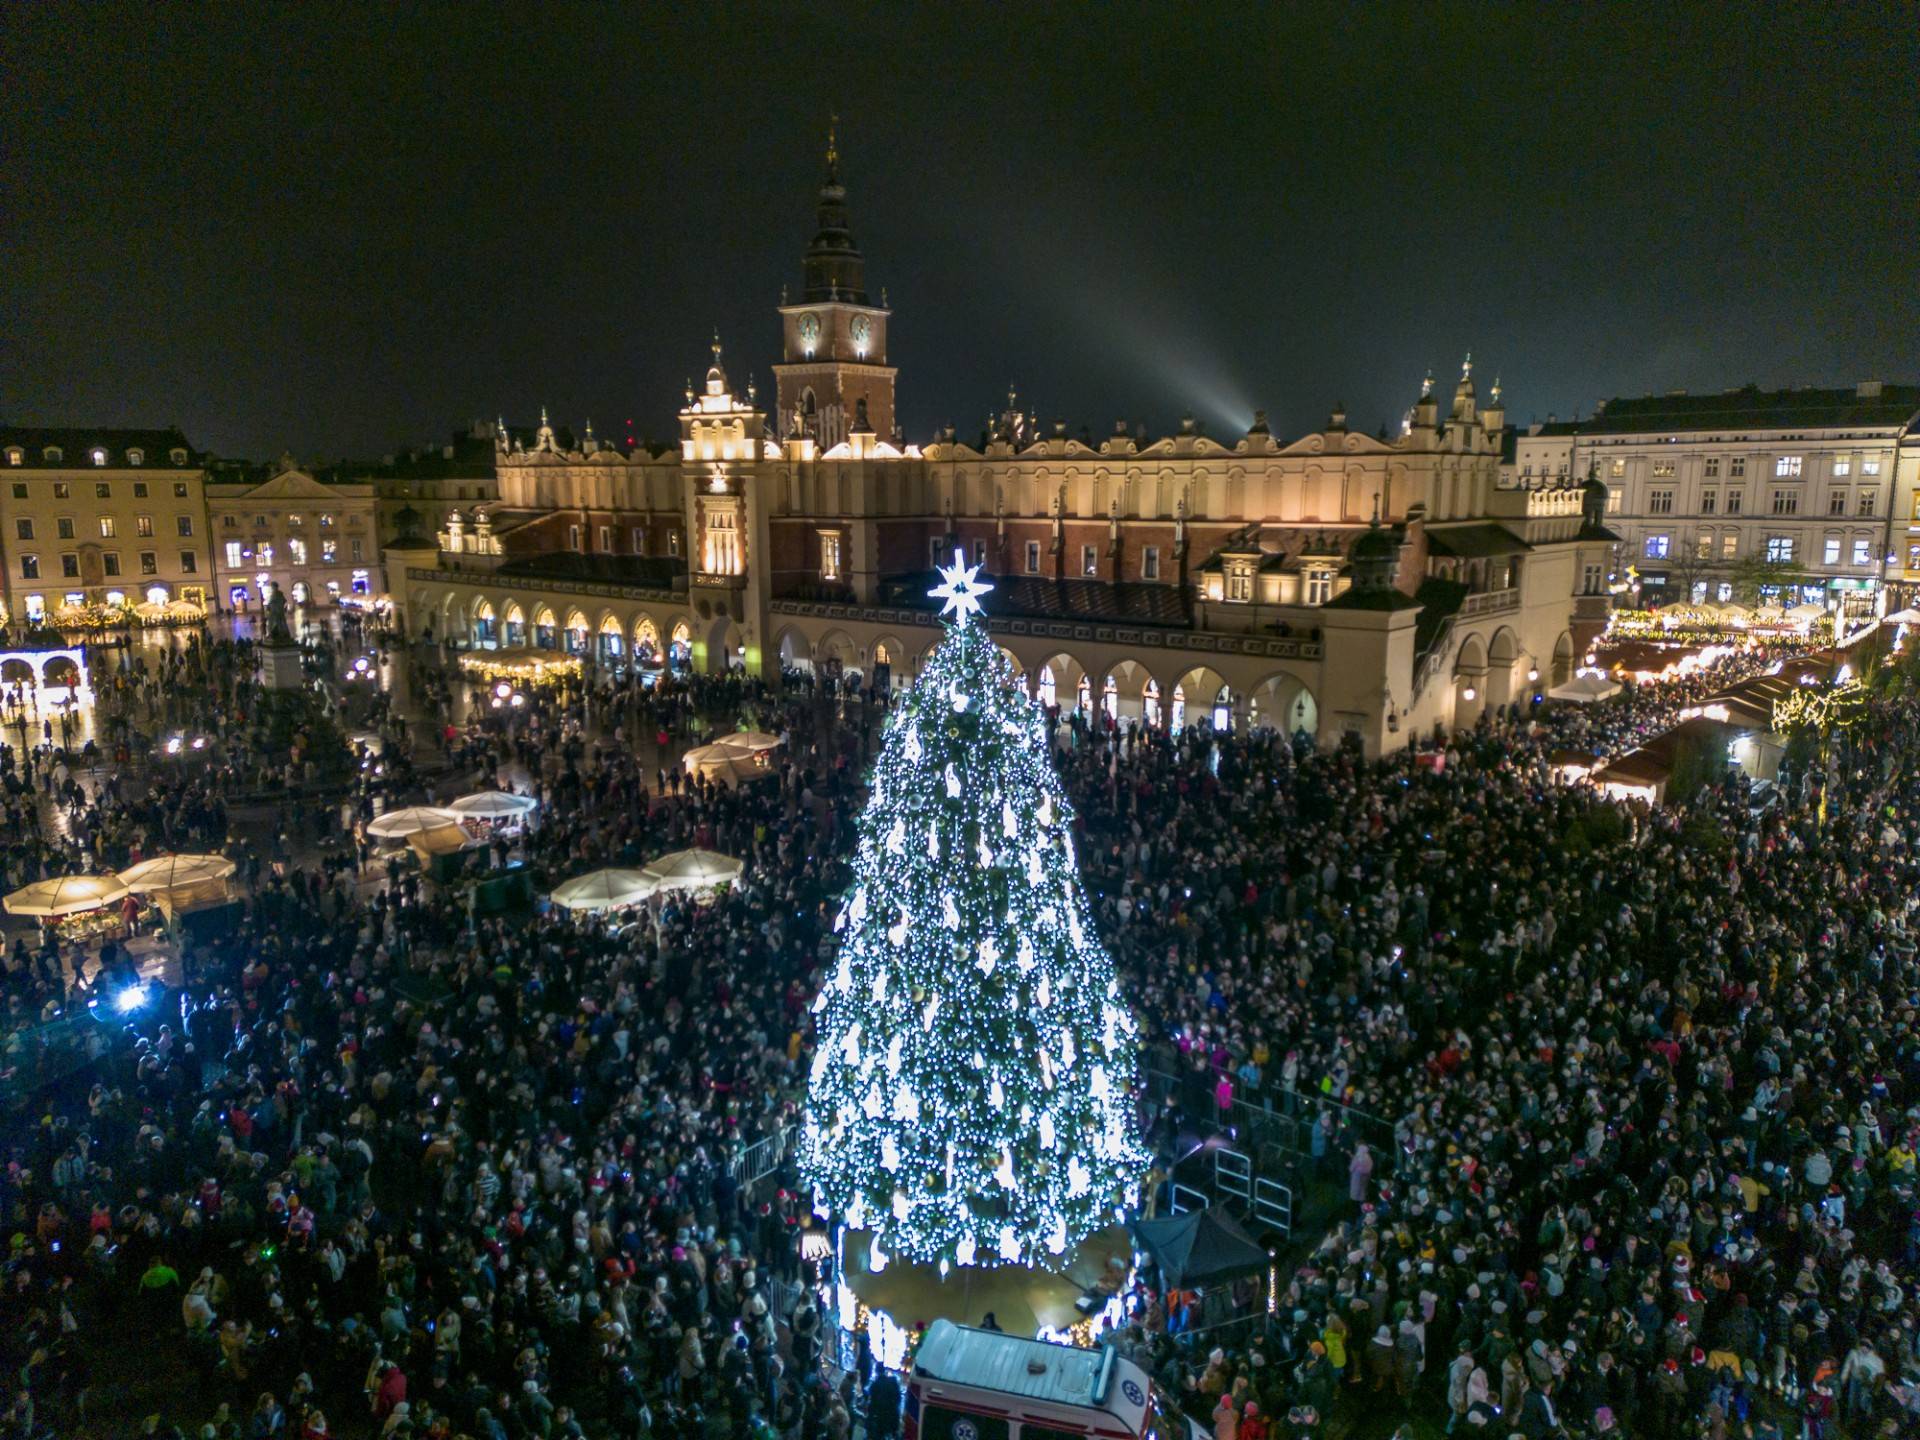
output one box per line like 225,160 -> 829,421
850,314 -> 871,352
797,313 -> 821,350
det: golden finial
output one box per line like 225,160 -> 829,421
826,114 -> 839,170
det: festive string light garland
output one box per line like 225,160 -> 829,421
799,561 -> 1148,1269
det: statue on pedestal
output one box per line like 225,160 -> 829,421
265,588 -> 292,643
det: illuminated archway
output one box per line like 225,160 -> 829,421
1170,665 -> 1229,734
502,603 -> 526,649
1248,672 -> 1318,738
598,613 -> 624,663
533,605 -> 558,652
473,599 -> 498,648
633,615 -> 661,660
564,609 -> 590,656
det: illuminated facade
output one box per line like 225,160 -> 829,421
0,426 -> 210,622
399,151 -> 1611,754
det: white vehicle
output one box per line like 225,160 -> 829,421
905,1320 -> 1203,1440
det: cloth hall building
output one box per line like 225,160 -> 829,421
394,152 -> 1613,755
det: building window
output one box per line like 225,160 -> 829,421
1909,541 -> 1920,572
285,513 -> 303,528
1582,563 -> 1603,594
9,483 -> 23,499
258,542 -> 274,566
223,515 -> 237,528
1644,534 -> 1670,559
1610,459 -> 1625,477
820,532 -> 842,582
1025,540 -> 1041,573
1726,490 -> 1743,514
1700,489 -> 1717,514
1305,569 -> 1332,605
288,538 -> 307,566
1143,546 -> 1160,580
1695,532 -> 1713,559
350,538 -> 363,562
1859,491 -> 1876,516
99,516 -> 115,538
4,449 -> 19,466
225,542 -> 244,568
567,524 -> 581,549
13,520 -> 31,541
319,512 -> 335,527
1081,545 -> 1098,577
1224,565 -> 1253,602
929,537 -> 949,567
179,550 -> 196,574
140,552 -> 157,575
1776,455 -> 1801,477
170,449 -> 187,465
53,482 -> 69,499
1607,488 -> 1622,514
1833,457 -> 1852,477
1853,539 -> 1873,567
321,539 -> 336,563
1823,537 -> 1841,566
1771,490 -> 1798,515
598,525 -> 612,550
91,449 -> 107,467
1721,533 -> 1739,559
1766,536 -> 1795,563
1648,489 -> 1674,515
136,515 -> 153,537
102,552 -> 120,577
44,447 -> 63,464
1830,491 -> 1848,515
61,554 -> 78,578
1652,461 -> 1675,478
56,517 -> 74,540
971,539 -> 986,567
667,532 -> 681,558
19,556 -> 38,580
1730,458 -> 1746,477
176,515 -> 193,535
95,481 -> 111,499
1704,457 -> 1720,478
1862,458 -> 1882,476
631,527 -> 645,554
172,481 -> 188,497
132,480 -> 147,496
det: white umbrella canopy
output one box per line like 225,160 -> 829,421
366,805 -> 463,839
117,854 -> 238,892
715,730 -> 782,754
1549,671 -> 1623,703
450,791 -> 539,820
549,868 -> 658,912
5,874 -> 130,917
700,755 -> 778,787
638,848 -> 745,894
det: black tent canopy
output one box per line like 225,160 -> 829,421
1130,1208 -> 1269,1288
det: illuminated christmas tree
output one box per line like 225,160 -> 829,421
800,561 -> 1147,1271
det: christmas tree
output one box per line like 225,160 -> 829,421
800,561 -> 1147,1271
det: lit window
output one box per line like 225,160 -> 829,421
1305,569 -> 1332,604
137,515 -> 153,537
1862,458 -> 1882,476
820,532 -> 842,581
1833,457 -> 1852,477
318,513 -> 335,527
1766,536 -> 1795,563
128,451 -> 144,467
1225,563 -> 1253,601
667,531 -> 680,558
52,482 -> 69,499
1644,534 -> 1670,559
258,543 -> 274,566
321,539 -> 336,563
225,542 -> 244,568
1823,537 -> 1841,566
1695,532 -> 1713,559
1651,461 -> 1675,478
91,448 -> 107,466
1852,539 -> 1872,566
1721,533 -> 1738,559
286,512 -> 302,527
1776,455 -> 1802,477
1081,544 -> 1098,577
288,538 -> 307,565
1610,458 -> 1625,477
99,517 -> 115,538
4,448 -> 20,466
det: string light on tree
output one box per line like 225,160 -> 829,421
799,563 -> 1147,1269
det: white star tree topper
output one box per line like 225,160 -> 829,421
929,558 -> 993,623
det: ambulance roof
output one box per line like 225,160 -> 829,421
911,1321 -> 1149,1431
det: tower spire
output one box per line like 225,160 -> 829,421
826,113 -> 839,175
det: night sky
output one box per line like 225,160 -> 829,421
4,3 -> 1915,461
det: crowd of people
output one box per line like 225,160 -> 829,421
0,621 -> 1915,1440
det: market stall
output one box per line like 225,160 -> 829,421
638,848 -> 744,897
550,868 -> 658,912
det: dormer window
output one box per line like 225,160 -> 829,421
127,448 -> 144,465
91,448 -> 108,466
4,448 -> 20,466
170,448 -> 188,465
1224,557 -> 1256,602
44,446 -> 63,463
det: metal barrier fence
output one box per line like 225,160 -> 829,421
1147,1066 -> 1399,1175
729,1124 -> 795,1187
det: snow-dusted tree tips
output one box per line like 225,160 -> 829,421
799,571 -> 1147,1270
